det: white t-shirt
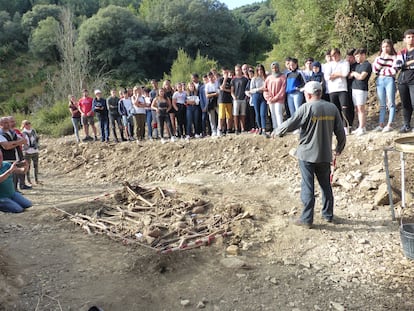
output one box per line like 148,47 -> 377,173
324,60 -> 350,93
121,98 -> 133,115
172,91 -> 187,104
131,95 -> 146,114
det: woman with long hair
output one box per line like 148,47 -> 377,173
151,88 -> 175,143
68,94 -> 81,143
372,39 -> 397,132
248,64 -> 268,135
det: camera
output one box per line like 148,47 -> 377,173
15,161 -> 25,167
395,60 -> 404,70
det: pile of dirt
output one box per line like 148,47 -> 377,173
2,100 -> 414,309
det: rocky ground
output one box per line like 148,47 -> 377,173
1,104 -> 414,310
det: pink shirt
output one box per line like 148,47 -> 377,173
264,74 -> 286,104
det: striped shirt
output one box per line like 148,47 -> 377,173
372,55 -> 397,76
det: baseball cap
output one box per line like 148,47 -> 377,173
303,81 -> 322,95
94,89 -> 102,95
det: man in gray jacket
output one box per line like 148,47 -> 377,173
274,81 -> 346,228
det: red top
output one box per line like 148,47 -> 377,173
78,97 -> 94,116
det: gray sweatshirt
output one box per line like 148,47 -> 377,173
275,99 -> 346,163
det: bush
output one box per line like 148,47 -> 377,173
30,101 -> 74,137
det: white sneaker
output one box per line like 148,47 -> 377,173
194,134 -> 201,138
344,127 -> 349,135
293,129 -> 300,135
185,135 -> 190,141
217,130 -> 222,137
354,127 -> 366,136
382,125 -> 393,133
161,138 -> 166,144
373,126 -> 384,132
170,136 -> 176,142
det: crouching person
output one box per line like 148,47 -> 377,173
0,152 -> 32,213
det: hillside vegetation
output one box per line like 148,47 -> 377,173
0,0 -> 413,135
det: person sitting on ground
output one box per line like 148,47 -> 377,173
0,151 -> 32,213
21,120 -> 40,186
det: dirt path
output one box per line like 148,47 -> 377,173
1,133 -> 414,310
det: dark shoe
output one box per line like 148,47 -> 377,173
20,184 -> 32,190
399,125 -> 411,133
290,217 -> 312,229
94,136 -> 98,141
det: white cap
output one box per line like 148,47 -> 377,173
94,89 -> 102,95
303,81 -> 322,95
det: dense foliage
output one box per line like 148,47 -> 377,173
1,0 -> 414,136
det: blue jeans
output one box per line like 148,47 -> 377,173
145,110 -> 153,138
122,115 -> 134,138
252,93 -> 267,129
71,117 -> 81,141
186,105 -> 201,136
377,76 -> 396,125
298,160 -> 333,224
98,116 -> 109,141
287,91 -> 303,116
0,192 -> 32,213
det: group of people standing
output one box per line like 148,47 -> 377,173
68,29 -> 414,143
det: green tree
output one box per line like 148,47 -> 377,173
139,0 -> 242,68
164,49 -> 217,85
0,0 -> 31,16
29,16 -> 59,61
267,0 -> 340,64
0,11 -> 25,54
21,4 -> 61,35
334,0 -> 414,52
233,2 -> 275,64
77,5 -> 150,81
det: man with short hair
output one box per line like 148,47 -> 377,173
324,48 -> 350,120
149,80 -> 159,139
118,89 -> 134,140
78,89 -> 98,141
345,48 -> 357,131
217,67 -> 233,136
92,90 -> 110,142
0,117 -> 29,191
199,74 -> 210,136
397,29 -> 414,133
107,89 -> 125,142
231,64 -> 249,134
350,48 -> 372,136
274,81 -> 346,228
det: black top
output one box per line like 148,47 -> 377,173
352,61 -> 372,91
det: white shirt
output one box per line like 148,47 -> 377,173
324,60 -> 350,93
131,95 -> 146,114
